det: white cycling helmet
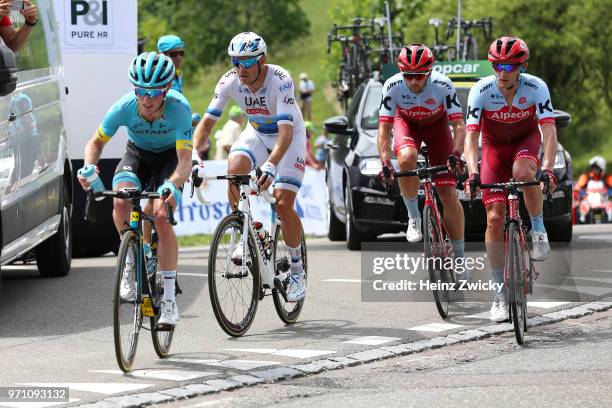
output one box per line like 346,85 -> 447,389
228,32 -> 267,57
589,155 -> 606,173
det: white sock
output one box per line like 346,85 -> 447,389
290,260 -> 304,276
161,270 -> 176,301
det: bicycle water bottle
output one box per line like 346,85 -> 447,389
78,164 -> 105,201
253,221 -> 270,251
143,243 -> 155,278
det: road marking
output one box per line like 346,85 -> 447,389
408,322 -> 463,332
527,301 -> 570,309
0,399 -> 80,408
322,279 -> 362,283
225,348 -> 336,359
180,273 -> 208,277
91,369 -> 218,381
167,358 -> 279,371
186,398 -> 238,408
19,383 -> 152,395
343,336 -> 401,346
465,311 -> 491,319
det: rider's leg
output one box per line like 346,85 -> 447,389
436,185 -> 465,244
485,201 -> 509,322
226,154 -> 252,209
142,199 -> 154,244
154,197 -> 178,301
111,170 -> 143,237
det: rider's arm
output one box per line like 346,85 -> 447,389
540,123 -> 557,172
377,121 -> 393,162
534,79 -> 557,172
83,97 -> 127,165
168,148 -> 193,187
377,77 -> 399,162
450,119 -> 466,154
171,100 -> 195,187
464,82 -> 484,174
269,73 -> 300,164
464,130 -> 479,175
193,116 -> 217,158
196,70 -> 233,159
445,80 -> 466,154
83,135 -> 105,165
268,124 -> 293,165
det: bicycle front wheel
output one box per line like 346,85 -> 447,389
507,222 -> 527,345
424,205 -> 451,319
208,214 -> 260,337
151,269 -> 174,358
272,225 -> 307,324
113,230 -> 141,372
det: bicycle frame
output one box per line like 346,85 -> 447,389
422,179 -> 453,259
505,192 -> 532,294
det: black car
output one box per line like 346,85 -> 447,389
324,75 -> 574,250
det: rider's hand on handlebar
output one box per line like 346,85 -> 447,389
447,151 -> 466,177
257,161 -> 276,191
376,159 -> 394,194
539,168 -> 557,192
465,172 -> 481,199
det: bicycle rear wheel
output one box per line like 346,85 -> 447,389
208,214 -> 260,337
272,225 -> 307,324
113,230 -> 141,372
507,222 -> 527,345
424,205 -> 451,319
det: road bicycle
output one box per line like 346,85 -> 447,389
384,147 -> 462,319
190,165 -> 307,337
85,187 -> 179,372
428,17 -> 454,61
473,176 -> 551,344
446,17 -> 493,61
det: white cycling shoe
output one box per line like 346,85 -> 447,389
531,231 -> 551,261
230,243 -> 251,266
158,299 -> 180,326
406,217 -> 423,242
286,263 -> 307,302
489,293 -> 509,323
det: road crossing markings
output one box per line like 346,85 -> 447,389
322,279 -> 363,283
19,383 -> 153,395
527,301 -> 570,309
166,358 -> 279,371
0,399 -> 80,408
224,348 -> 336,359
408,322 -> 463,332
343,336 -> 401,346
91,369 -> 218,381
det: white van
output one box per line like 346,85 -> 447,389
0,1 -> 72,289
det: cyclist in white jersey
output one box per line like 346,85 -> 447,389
193,32 -> 307,302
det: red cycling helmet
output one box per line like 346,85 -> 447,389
397,43 -> 434,73
488,36 -> 529,64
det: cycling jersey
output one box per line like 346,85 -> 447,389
171,71 -> 184,94
204,64 -> 305,141
379,71 -> 464,126
465,73 -> 555,142
97,90 -> 193,153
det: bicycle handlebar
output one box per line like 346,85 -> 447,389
84,188 -> 165,223
395,164 -> 449,179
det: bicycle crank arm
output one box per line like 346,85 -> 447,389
274,277 -> 289,303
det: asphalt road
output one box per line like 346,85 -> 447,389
0,225 -> 611,407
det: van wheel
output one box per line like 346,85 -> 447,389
327,194 -> 346,241
36,182 -> 72,277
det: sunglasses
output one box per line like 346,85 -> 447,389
134,87 -> 166,98
231,55 -> 262,69
402,72 -> 429,81
492,63 -> 519,73
166,50 -> 185,58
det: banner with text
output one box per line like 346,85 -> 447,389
53,0 -> 137,53
173,161 -> 328,237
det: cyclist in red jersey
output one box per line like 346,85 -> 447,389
464,36 -> 558,322
377,43 -> 467,264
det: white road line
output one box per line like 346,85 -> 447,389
0,399 -> 80,408
527,301 -> 570,309
19,383 -> 152,395
224,348 -> 336,359
343,336 -> 401,346
180,273 -> 208,277
91,369 -> 218,381
166,358 -> 279,371
408,322 -> 463,332
465,311 -> 491,319
322,279 -> 362,283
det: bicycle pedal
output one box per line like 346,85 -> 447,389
155,323 -> 174,331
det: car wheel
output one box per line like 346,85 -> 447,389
548,219 -> 573,243
36,180 -> 72,277
327,192 -> 346,241
345,183 -> 365,251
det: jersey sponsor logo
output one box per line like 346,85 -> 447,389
538,99 -> 553,114
525,81 -> 538,90
518,96 -> 527,104
387,80 -> 402,91
244,96 -> 267,107
294,156 -> 305,172
279,82 -> 293,92
400,104 -> 443,119
274,69 -> 287,81
283,95 -> 295,105
433,79 -> 451,90
238,86 -> 248,93
480,83 -> 493,93
381,95 -> 392,111
485,105 -> 535,123
425,98 -> 436,105
446,93 -> 460,110
246,108 -> 270,115
467,106 -> 480,120
401,94 -> 414,99
224,69 -> 236,78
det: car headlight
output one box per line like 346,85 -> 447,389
554,151 -> 566,169
359,158 -> 398,176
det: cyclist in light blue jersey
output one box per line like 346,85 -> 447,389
77,52 -> 193,327
157,34 -> 185,94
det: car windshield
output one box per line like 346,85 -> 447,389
361,85 -> 382,130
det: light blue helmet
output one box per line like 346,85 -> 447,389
128,52 -> 175,88
227,32 -> 267,57
157,35 -> 185,52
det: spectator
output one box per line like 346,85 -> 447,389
157,34 -> 185,94
215,105 -> 245,160
314,129 -> 329,164
304,121 -> 323,170
298,72 -> 315,120
0,0 -> 38,52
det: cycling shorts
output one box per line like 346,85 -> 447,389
480,128 -> 541,207
228,124 -> 306,193
393,115 -> 456,188
114,142 -> 178,191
